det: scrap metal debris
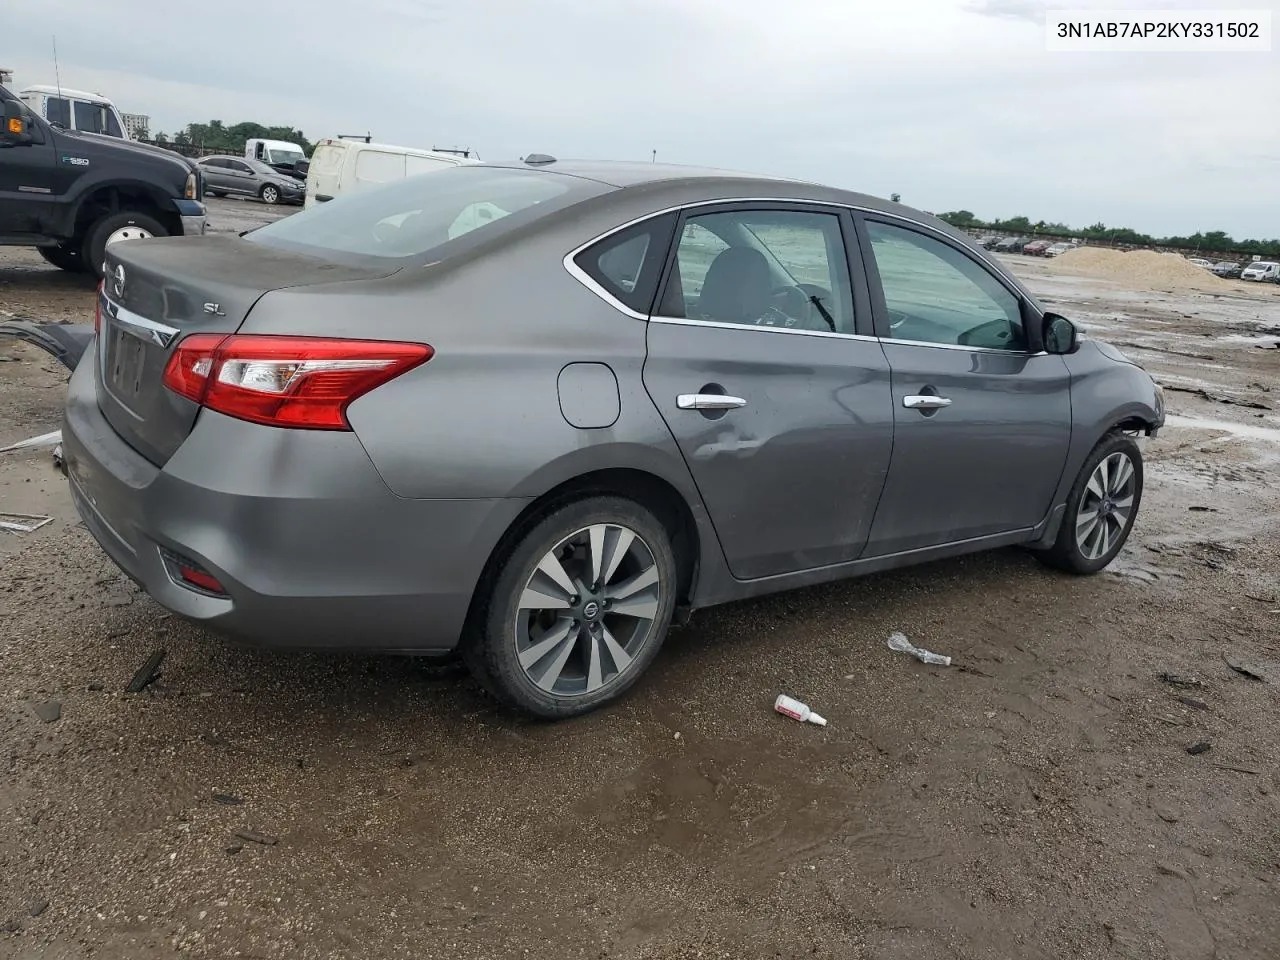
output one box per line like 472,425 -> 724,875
125,649 -> 167,693
0,320 -> 93,371
1158,673 -> 1205,689
0,512 -> 53,534
0,430 -> 62,454
233,830 -> 278,846
1222,654 -> 1269,683
1186,742 -> 1211,756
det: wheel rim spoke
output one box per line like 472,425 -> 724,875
605,565 -> 659,602
587,524 -> 606,588
600,624 -> 632,672
609,595 -> 659,621
533,625 -> 580,691
519,585 -> 571,611
600,527 -> 635,586
519,618 -> 575,669
585,628 -> 604,691
536,552 -> 577,599
1086,470 -> 1105,501
1110,455 -> 1134,493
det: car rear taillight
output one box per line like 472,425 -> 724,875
162,335 -> 432,430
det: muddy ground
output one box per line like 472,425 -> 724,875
2,204 -> 1279,960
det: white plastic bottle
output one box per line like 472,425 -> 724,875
774,694 -> 827,726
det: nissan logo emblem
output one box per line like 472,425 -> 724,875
112,264 -> 126,298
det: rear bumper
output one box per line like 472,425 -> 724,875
61,353 -> 528,652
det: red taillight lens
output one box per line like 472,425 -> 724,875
162,335 -> 432,430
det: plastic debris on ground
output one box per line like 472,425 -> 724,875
774,693 -> 827,726
887,632 -> 952,667
0,512 -> 53,534
0,430 -> 61,454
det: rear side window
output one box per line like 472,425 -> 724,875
355,150 -> 406,184
247,165 -> 598,262
573,215 -> 676,314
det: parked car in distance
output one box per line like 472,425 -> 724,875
1212,261 -> 1242,278
1240,261 -> 1280,282
975,235 -> 1000,249
1044,242 -> 1077,258
197,155 -> 305,205
1186,257 -> 1213,269
993,236 -> 1026,252
304,138 -> 476,208
0,83 -> 205,279
62,158 -> 1165,719
1023,240 -> 1053,256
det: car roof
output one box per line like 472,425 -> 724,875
20,84 -> 114,103
478,158 -> 938,224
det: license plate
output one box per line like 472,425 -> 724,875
109,328 -> 148,398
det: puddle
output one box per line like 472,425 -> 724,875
1163,415 -> 1280,444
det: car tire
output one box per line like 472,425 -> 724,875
82,211 -> 169,279
1037,432 -> 1144,575
208,190 -> 226,198
464,496 -> 678,719
38,244 -> 88,273
259,184 -> 280,205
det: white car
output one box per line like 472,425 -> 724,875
1044,242 -> 1077,258
1186,257 -> 1214,269
1240,261 -> 1280,282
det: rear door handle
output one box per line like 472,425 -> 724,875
902,395 -> 952,410
677,393 -> 746,411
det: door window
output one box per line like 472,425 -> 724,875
46,97 -> 71,128
866,221 -> 1025,351
227,160 -> 252,174
201,158 -> 229,169
73,101 -> 109,134
658,210 -> 854,334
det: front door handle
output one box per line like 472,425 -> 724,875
677,393 -> 747,411
902,395 -> 952,410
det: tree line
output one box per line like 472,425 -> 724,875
152,120 -> 314,157
934,209 -> 1280,259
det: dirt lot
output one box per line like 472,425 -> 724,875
2,207 -> 1279,959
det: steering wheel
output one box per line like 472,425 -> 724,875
770,285 -> 837,332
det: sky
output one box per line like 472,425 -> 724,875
5,0 -> 1277,238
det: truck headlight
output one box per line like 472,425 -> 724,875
185,172 -> 198,200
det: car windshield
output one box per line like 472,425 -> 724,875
1247,262 -> 1277,270
246,165 -> 593,262
266,147 -> 304,165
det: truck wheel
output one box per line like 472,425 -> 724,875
38,244 -> 88,273
82,212 -> 169,279
259,184 -> 280,205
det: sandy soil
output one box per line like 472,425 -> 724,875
2,213 -> 1278,959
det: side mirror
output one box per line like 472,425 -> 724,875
1043,313 -> 1079,354
2,101 -> 34,145
294,159 -> 310,177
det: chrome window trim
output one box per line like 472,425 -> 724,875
99,291 -> 181,348
563,195 -> 1030,326
650,316 -> 880,343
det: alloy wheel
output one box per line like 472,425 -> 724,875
1075,451 -> 1137,560
105,226 -> 154,246
515,523 -> 662,697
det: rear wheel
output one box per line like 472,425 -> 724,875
1037,432 -> 1144,574
38,244 -> 87,273
259,184 -> 280,205
82,211 -> 169,279
464,496 -> 677,718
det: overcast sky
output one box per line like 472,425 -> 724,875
6,0 -> 1277,238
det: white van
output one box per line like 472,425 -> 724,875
1240,261 -> 1279,282
18,85 -> 127,138
304,138 -> 475,209
245,138 -> 307,176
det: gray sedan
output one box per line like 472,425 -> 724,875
62,160 -> 1164,718
196,154 -> 304,205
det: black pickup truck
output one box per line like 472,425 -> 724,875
0,84 -> 206,279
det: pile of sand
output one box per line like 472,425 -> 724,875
1046,247 -> 1224,292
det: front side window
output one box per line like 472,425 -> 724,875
46,97 -> 71,128
866,220 -> 1025,351
72,101 -> 108,134
659,209 -> 855,334
228,160 -> 252,174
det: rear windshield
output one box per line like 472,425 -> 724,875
247,166 -> 599,262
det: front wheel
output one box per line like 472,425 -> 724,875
1037,432 -> 1144,574
259,184 -> 280,205
38,244 -> 88,273
82,211 -> 169,279
464,496 -> 678,718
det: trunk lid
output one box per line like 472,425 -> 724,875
95,235 -> 396,466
